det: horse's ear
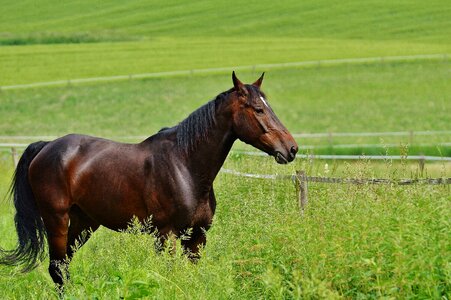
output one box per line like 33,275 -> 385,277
252,72 -> 265,88
232,71 -> 245,94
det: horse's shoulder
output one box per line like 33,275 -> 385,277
141,128 -> 177,150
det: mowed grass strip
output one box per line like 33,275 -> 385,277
1,0 -> 450,85
1,0 -> 450,43
1,38 -> 450,86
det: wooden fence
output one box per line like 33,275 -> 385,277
295,171 -> 450,213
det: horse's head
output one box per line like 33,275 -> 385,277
230,72 -> 298,164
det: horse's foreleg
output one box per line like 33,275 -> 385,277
181,228 -> 207,261
154,231 -> 177,255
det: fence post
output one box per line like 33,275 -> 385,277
297,170 -> 308,213
328,131 -> 333,145
11,147 -> 19,167
409,130 -> 414,144
418,156 -> 425,177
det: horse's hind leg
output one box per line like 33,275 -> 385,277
41,203 -> 99,289
66,205 -> 100,260
39,203 -> 71,287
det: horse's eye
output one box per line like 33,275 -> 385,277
255,108 -> 264,115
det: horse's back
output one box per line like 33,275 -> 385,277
30,134 -> 134,176
28,134 -> 149,226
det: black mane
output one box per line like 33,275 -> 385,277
176,89 -> 232,154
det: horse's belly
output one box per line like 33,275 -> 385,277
69,153 -> 210,233
75,191 -> 149,231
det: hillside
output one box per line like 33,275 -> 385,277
1,0 -> 450,43
1,1 -> 450,86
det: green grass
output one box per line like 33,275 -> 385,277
0,153 -> 449,299
1,0 -> 450,85
1,60 -> 450,156
1,0 -> 450,42
0,60 -> 449,297
1,38 -> 449,86
1,1 -> 450,298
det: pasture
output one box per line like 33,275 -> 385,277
0,152 -> 449,299
1,0 -> 451,86
1,61 -> 450,156
1,0 -> 450,299
0,62 -> 450,298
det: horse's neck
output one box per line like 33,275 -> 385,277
184,105 -> 236,186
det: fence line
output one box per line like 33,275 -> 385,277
220,168 -> 450,213
2,146 -> 450,167
220,168 -> 294,180
3,145 -> 450,162
292,130 -> 451,138
299,174 -> 450,185
2,130 -> 450,166
232,151 -> 451,161
220,168 -> 451,185
0,53 -> 448,90
1,130 -> 449,142
301,142 -> 451,149
2,142 -> 449,150
295,171 -> 451,212
0,136 -> 60,141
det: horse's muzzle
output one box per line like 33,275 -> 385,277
274,145 -> 298,164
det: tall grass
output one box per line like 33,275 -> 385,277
0,154 -> 449,299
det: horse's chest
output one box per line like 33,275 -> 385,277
148,166 -> 213,229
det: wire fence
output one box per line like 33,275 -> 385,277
1,130 -> 449,142
3,146 -> 450,165
232,151 -> 451,161
220,169 -> 451,213
1,129 -> 450,166
292,130 -> 451,138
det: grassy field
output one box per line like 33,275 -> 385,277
0,68 -> 449,298
1,60 -> 450,156
0,153 -> 449,299
1,1 -> 451,85
2,1 -> 450,42
2,38 -> 450,86
1,0 -> 450,298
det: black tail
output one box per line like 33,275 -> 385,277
0,141 -> 49,271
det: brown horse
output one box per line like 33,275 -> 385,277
0,72 -> 298,287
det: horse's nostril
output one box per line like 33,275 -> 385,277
289,146 -> 298,159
